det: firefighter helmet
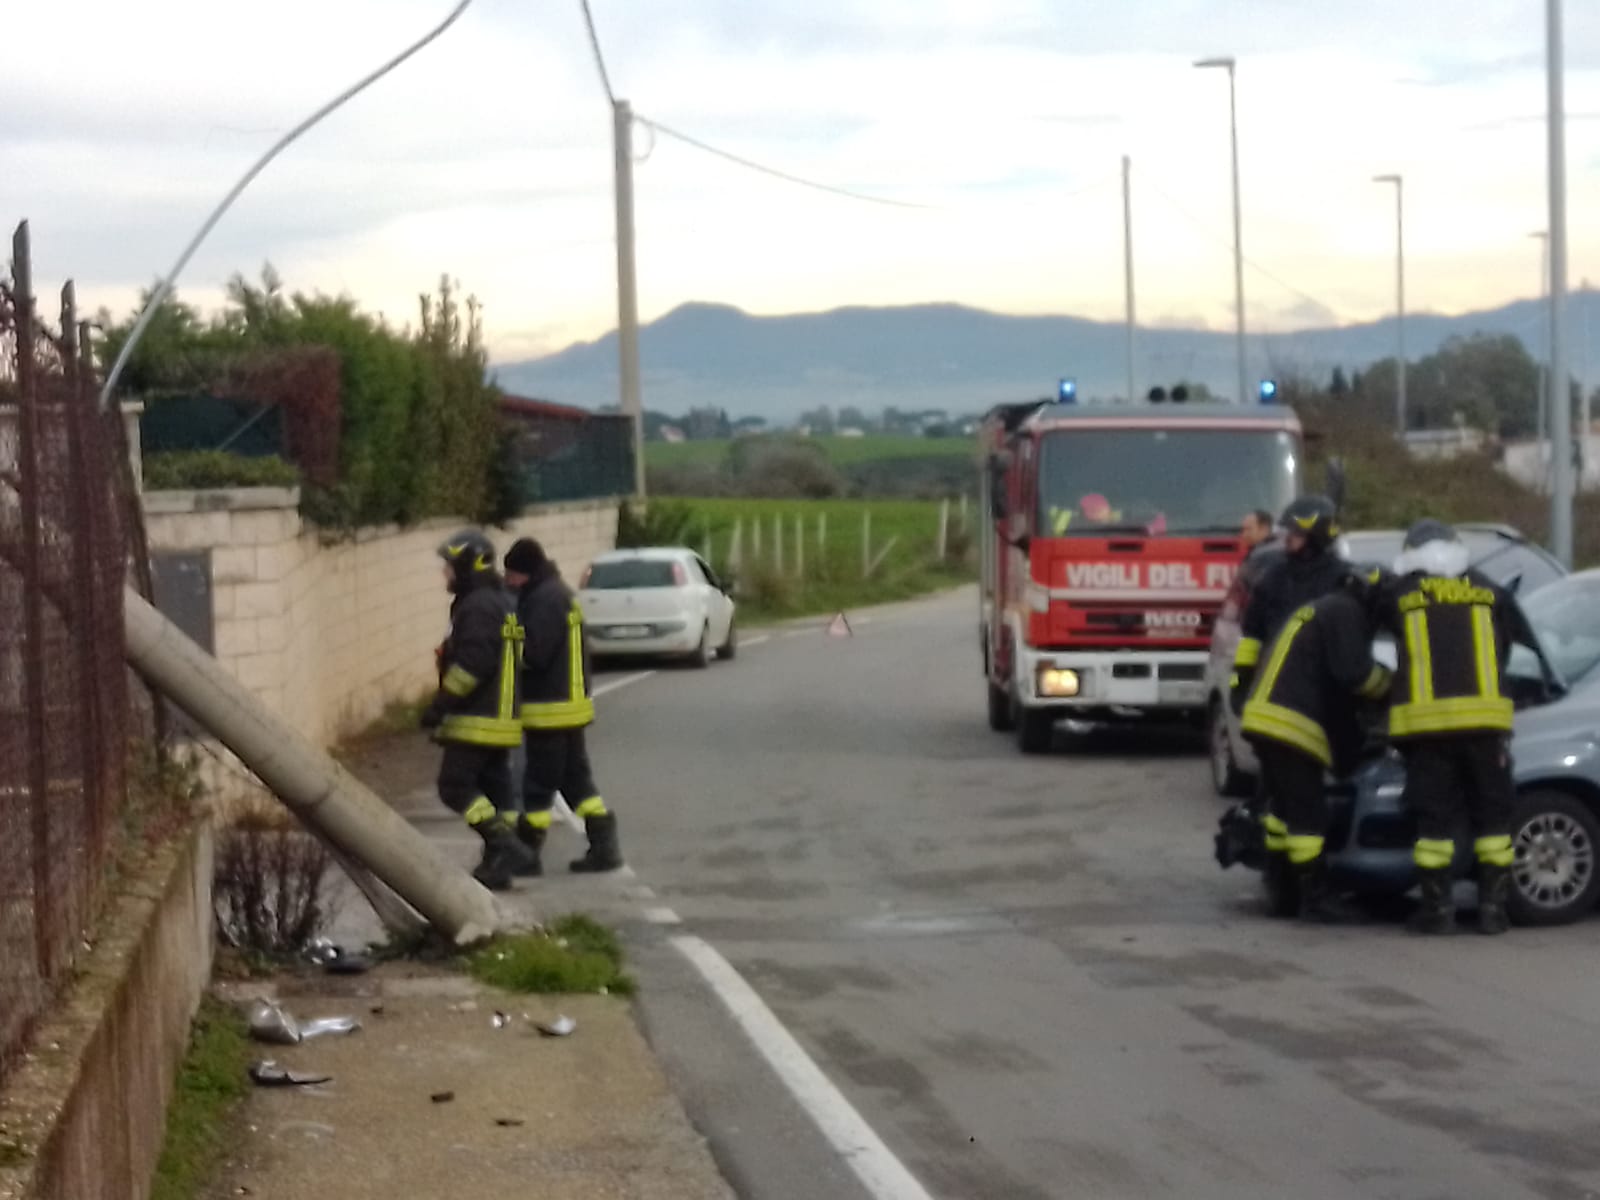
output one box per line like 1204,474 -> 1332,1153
437,528 -> 498,589
1277,495 -> 1340,554
1402,518 -> 1459,550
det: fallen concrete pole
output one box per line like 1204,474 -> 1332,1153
123,586 -> 500,945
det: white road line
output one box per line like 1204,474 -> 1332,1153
781,628 -> 811,639
594,671 -> 656,697
742,634 -> 771,648
643,906 -> 682,925
671,935 -> 934,1200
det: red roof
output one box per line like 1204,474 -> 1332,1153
499,393 -> 593,422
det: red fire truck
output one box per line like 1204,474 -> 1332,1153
980,392 -> 1303,752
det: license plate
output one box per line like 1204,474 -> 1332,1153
606,625 -> 651,639
1158,681 -> 1206,706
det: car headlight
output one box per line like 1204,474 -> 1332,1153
1037,666 -> 1081,697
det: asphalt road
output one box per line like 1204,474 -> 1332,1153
535,587 -> 1600,1200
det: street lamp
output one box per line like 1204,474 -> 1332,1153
1195,55 -> 1248,406
1373,174 -> 1405,435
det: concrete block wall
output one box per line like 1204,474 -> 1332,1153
144,488 -> 619,749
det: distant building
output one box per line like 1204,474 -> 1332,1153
660,425 -> 686,443
837,426 -> 866,438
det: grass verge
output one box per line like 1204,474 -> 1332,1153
466,915 -> 635,997
150,997 -> 252,1200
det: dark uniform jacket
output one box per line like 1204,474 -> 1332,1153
1233,549 -> 1352,679
431,577 -> 523,747
1373,567 -> 1541,740
1241,590 -> 1391,771
515,562 -> 595,730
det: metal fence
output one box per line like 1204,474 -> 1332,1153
504,402 -> 636,504
0,222 -> 144,1087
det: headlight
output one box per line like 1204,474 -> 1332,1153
1037,666 -> 1081,697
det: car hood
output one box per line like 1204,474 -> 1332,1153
1512,686 -> 1600,783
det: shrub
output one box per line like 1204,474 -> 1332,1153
213,806 -> 333,958
616,498 -> 696,547
143,450 -> 300,491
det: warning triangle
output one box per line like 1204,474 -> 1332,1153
827,612 -> 853,638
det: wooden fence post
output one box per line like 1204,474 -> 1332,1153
861,510 -> 871,580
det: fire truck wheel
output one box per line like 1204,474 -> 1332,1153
988,682 -> 1016,731
1017,707 -> 1055,754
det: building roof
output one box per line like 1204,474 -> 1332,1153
499,393 -> 593,422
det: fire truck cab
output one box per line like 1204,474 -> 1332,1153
980,394 -> 1302,753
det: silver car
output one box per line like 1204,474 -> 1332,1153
1205,525 -> 1568,798
1216,566 -> 1600,926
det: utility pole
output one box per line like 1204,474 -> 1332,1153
1122,155 -> 1136,403
613,98 -> 645,497
1583,279 -> 1593,487
1373,175 -> 1405,434
1547,0 -> 1574,565
1532,230 -> 1549,470
1195,57 -> 1247,404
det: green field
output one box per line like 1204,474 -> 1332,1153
664,496 -> 976,620
645,434 -> 976,471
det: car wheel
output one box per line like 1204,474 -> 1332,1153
1261,852 -> 1300,918
987,680 -> 1015,731
716,617 -> 737,660
1208,697 -> 1252,799
1507,789 -> 1600,926
1017,705 -> 1055,754
689,624 -> 713,669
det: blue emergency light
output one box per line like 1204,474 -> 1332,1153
1258,379 -> 1279,403
1057,378 -> 1078,404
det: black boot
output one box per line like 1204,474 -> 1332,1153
513,818 -> 545,878
1408,867 -> 1456,936
473,821 -> 534,891
1295,857 -> 1360,924
570,813 -> 624,873
1476,864 -> 1511,936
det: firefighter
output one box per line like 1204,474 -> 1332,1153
1374,519 -> 1553,935
502,538 -> 624,874
1229,495 -> 1352,870
421,529 -> 533,891
1239,576 -> 1391,921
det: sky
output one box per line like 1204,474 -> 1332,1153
6,0 -> 1600,364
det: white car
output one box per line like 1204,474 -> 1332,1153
579,547 -> 737,666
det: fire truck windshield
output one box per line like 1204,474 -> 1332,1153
1036,428 -> 1298,537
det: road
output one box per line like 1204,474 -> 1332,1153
514,588 -> 1600,1199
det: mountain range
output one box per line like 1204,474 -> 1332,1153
492,292 -> 1600,422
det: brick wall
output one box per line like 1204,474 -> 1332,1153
144,489 -> 618,749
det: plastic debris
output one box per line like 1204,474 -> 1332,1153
495,1117 -> 526,1127
304,937 -> 339,966
535,1015 -> 576,1038
250,1060 -> 332,1087
491,1011 -> 511,1030
249,1000 -> 360,1044
304,937 -> 373,974
431,1090 -> 455,1104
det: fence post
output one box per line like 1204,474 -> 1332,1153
818,512 -> 827,559
937,498 -> 950,562
794,514 -> 804,579
958,493 -> 969,529
701,520 -> 713,563
728,519 -> 743,575
861,509 -> 872,580
752,513 -> 762,562
774,514 -> 784,575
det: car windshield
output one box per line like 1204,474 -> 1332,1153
1339,531 -> 1563,594
1515,576 -> 1600,685
1036,428 -> 1297,536
585,560 -> 679,589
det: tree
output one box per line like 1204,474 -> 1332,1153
1329,366 -> 1350,396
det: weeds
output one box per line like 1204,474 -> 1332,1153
149,997 -> 252,1200
212,804 -> 333,958
466,915 -> 635,997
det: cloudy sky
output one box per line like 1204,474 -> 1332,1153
6,1 -> 1599,363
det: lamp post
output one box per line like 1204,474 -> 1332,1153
1194,56 -> 1247,406
1373,174 -> 1405,434
1546,0 -> 1574,565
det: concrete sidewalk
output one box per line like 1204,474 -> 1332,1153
211,965 -> 734,1199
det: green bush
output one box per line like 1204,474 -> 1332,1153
616,498 -> 696,547
143,451 -> 300,491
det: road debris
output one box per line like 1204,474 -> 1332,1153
491,1010 -> 511,1029
494,1117 -> 525,1127
430,1090 -> 455,1104
249,1000 -> 361,1045
535,1015 -> 576,1038
249,1061 -> 332,1088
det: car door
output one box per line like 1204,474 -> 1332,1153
693,554 -> 733,642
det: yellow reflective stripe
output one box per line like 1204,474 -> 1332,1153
1414,838 -> 1455,869
1286,834 -> 1325,865
1475,835 -> 1514,867
1472,605 -> 1499,700
520,698 -> 596,729
442,665 -> 478,696
523,810 -> 553,830
1241,700 -> 1332,766
1261,813 -> 1288,835
573,795 -> 608,818
439,714 -> 524,747
1234,637 -> 1262,669
498,620 -> 521,725
1256,608 -> 1312,700
568,605 -> 586,702
463,795 -> 497,826
1051,508 -> 1072,535
1357,664 -> 1392,700
1406,609 -> 1434,703
1389,696 -> 1514,737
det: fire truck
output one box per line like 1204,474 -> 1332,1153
980,388 -> 1303,753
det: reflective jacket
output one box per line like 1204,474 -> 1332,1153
1374,567 -> 1536,739
433,578 -> 524,747
515,564 -> 595,730
1232,549 -> 1352,683
1241,590 -> 1390,769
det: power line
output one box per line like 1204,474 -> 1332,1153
577,0 -> 616,104
636,115 -> 934,210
